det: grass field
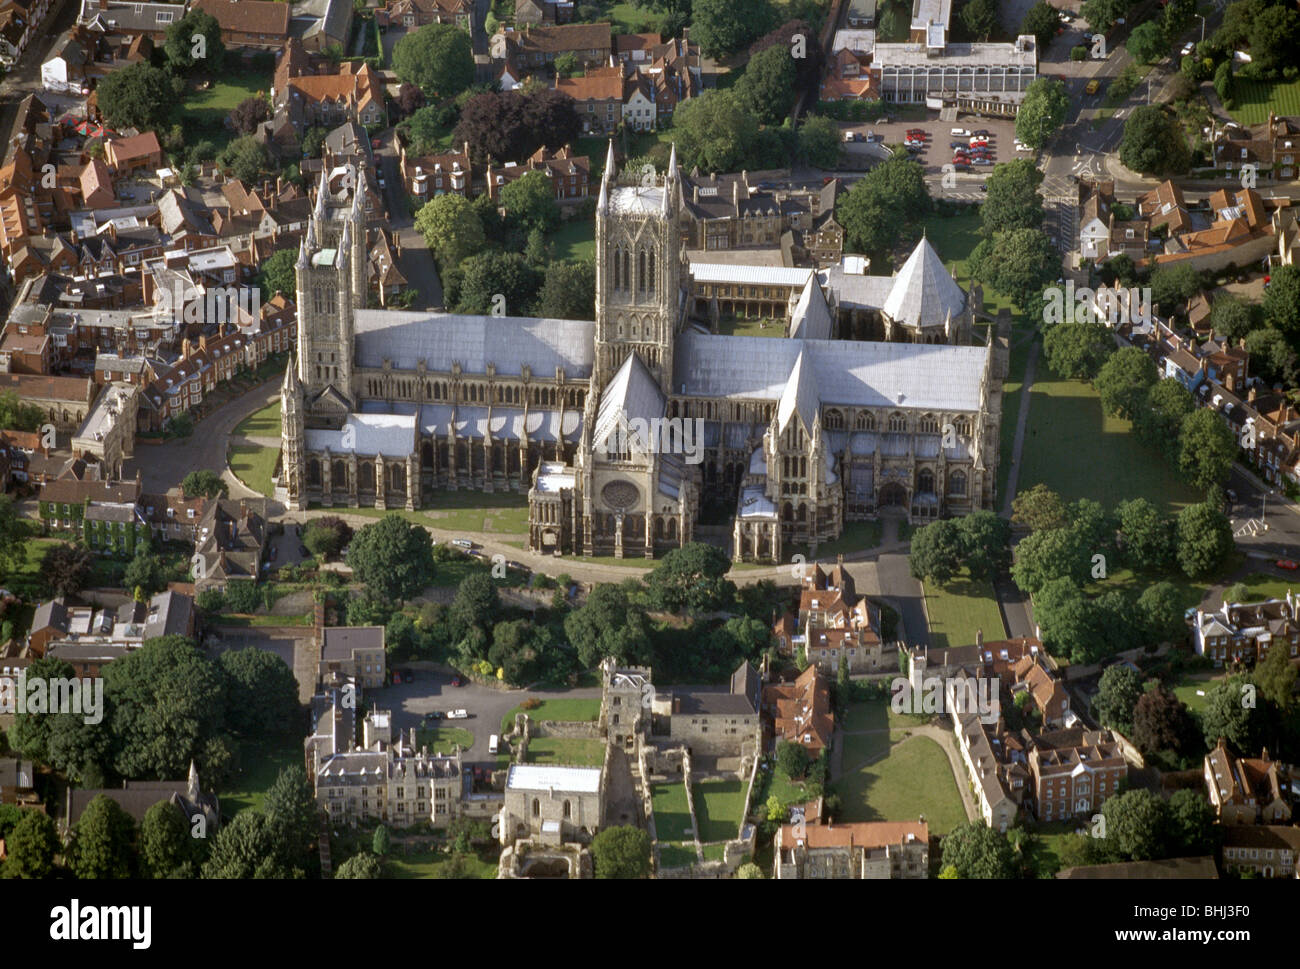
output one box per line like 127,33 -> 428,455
219,734 -> 306,818
218,613 -> 312,627
838,729 -> 905,768
921,211 -> 1023,320
718,316 -> 785,338
996,333 -> 1034,501
184,72 -> 273,152
228,443 -> 279,497
841,698 -> 929,733
607,1 -> 662,33
499,697 -> 601,734
923,569 -> 1005,650
1232,571 -> 1300,603
1014,363 -> 1202,516
693,779 -> 747,843
1167,669 -> 1222,715
759,763 -> 812,810
525,736 -> 606,766
417,726 -> 474,754
1229,77 -> 1300,126
340,492 -> 531,536
385,846 -> 499,879
547,219 -> 596,262
789,520 -> 884,563
234,400 -> 282,439
837,735 -> 967,836
657,842 -> 697,868
651,782 -> 694,842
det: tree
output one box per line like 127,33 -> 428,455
371,823 -> 392,857
564,584 -> 653,668
347,514 -> 436,601
70,795 -> 137,879
836,157 -> 932,258
1010,525 -> 1091,594
958,0 -> 998,38
257,247 -> 298,302
415,193 -> 486,269
1034,578 -> 1109,663
1178,409 -> 1237,493
1201,675 -> 1263,754
392,23 -> 475,99
1095,346 -> 1159,420
219,648 -> 300,739
202,810 -> 299,879
1042,319 -> 1114,379
645,542 -> 736,614
797,114 -> 841,168
1150,264 -> 1203,315
909,518 -> 966,583
140,800 -> 194,878
751,19 -> 824,95
1116,498 -> 1173,572
1099,789 -> 1167,861
1119,106 -> 1190,176
1255,638 -> 1297,712
1127,21 -> 1167,64
40,542 -> 93,597
776,739 -> 811,779
940,820 -> 1017,878
1081,0 -> 1130,33
164,9 -> 224,73
0,390 -> 44,432
1011,483 -> 1069,533
1014,78 -> 1070,150
218,135 -> 273,185
733,45 -> 797,124
692,0 -> 773,57
671,90 -> 762,174
94,63 -> 174,132
6,809 -> 60,878
229,95 -> 270,135
395,81 -> 425,118
123,547 -> 167,596
972,228 -> 1061,311
958,510 -> 1011,580
1132,685 -> 1199,758
263,765 -> 318,857
336,851 -> 383,878
521,88 -> 583,153
1175,501 -> 1233,578
1136,582 -> 1186,646
1244,328 -> 1297,386
302,516 -> 353,560
535,259 -> 595,320
736,861 -> 763,879
1166,789 -> 1216,855
552,51 -> 579,77
302,125 -> 329,159
1133,379 -> 1194,458
980,159 -> 1045,235
1262,264 -> 1300,339
1248,4 -> 1300,73
590,825 -> 652,878
1209,294 -> 1255,344
182,469 -> 228,499
1021,1 -> 1061,48
450,90 -> 578,165
450,572 -> 500,635
453,250 -> 541,316
499,171 -> 560,233
1095,665 -> 1144,734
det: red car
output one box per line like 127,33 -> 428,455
371,137 -> 383,149
450,675 -> 463,686
1277,559 -> 1299,570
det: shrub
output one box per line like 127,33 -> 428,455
1070,45 -> 1087,61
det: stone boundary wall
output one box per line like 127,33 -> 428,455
532,720 -> 603,739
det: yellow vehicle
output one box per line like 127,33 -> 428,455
1085,79 -> 1100,95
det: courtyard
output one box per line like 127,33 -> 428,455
836,734 -> 969,837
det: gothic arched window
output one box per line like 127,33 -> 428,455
918,469 -> 935,494
638,249 -> 647,295
622,250 -> 630,293
613,246 -> 621,290
949,470 -> 967,496
648,250 -> 655,292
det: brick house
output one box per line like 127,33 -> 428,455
1204,738 -> 1294,825
282,63 -> 386,132
774,802 -> 928,879
1221,825 -> 1300,878
1192,592 -> 1300,667
773,560 -> 884,674
762,664 -> 834,756
37,475 -> 142,538
103,132 -> 163,176
400,142 -> 473,200
507,22 -> 611,69
554,67 -> 622,135
1028,728 -> 1128,822
376,0 -> 472,32
193,0 -> 291,49
486,146 -> 589,203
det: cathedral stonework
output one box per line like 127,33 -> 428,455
281,145 -> 1004,563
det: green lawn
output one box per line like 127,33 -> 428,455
338,492 -> 531,537
657,842 -> 697,868
760,763 -> 812,810
1229,77 -> 1300,126
183,71 -> 273,152
228,443 -> 279,497
1233,571 -> 1300,603
718,316 -> 785,338
384,846 -> 499,879
499,697 -> 601,734
790,519 -> 884,564
839,730 -> 899,770
701,842 -> 726,862
693,779 -> 747,843
219,734 -> 306,818
921,211 -> 1023,320
1167,669 -> 1222,715
607,1 -> 662,33
423,555 -> 527,589
218,613 -> 312,627
923,569 -> 1005,650
524,736 -> 606,766
1024,820 -> 1088,877
841,698 -> 929,733
547,219 -> 596,262
997,333 -> 1034,501
651,782 -> 694,842
837,735 -> 967,836
417,726 -> 474,754
1015,364 -> 1202,516
234,400 -> 282,439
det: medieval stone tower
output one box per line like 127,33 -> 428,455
294,166 -> 368,422
592,141 -> 683,396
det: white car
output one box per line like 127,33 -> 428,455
844,130 -> 855,142
447,709 -> 469,720
950,127 -> 970,136
1181,42 -> 1195,57
1016,144 -> 1032,152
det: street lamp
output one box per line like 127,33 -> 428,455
1196,13 -> 1207,44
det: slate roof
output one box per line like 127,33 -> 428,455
352,310 -> 595,378
593,352 -> 665,452
305,412 -> 417,457
881,236 -> 967,331
788,275 -> 832,340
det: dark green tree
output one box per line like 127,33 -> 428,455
645,542 -> 736,614
1178,409 -> 1237,493
454,250 -> 541,316
89,63 -> 175,132
140,800 -> 195,878
733,45 -> 798,124
40,542 -> 94,597
499,171 -> 560,233
1014,78 -> 1070,150
258,248 -> 299,301
346,514 -> 436,601
1095,346 -> 1159,420
219,648 -> 300,739
1098,789 -> 1168,862
940,820 -> 1017,878
336,851 -> 383,878
1095,665 -> 1144,734
1175,501 -> 1233,578
590,825 -> 652,878
1011,482 -> 1069,532
202,810 -> 300,879
980,159 -> 1045,236
1119,106 -> 1190,177
5,809 -> 60,878
70,794 -> 137,879
164,9 -> 225,73
1116,498 -> 1173,571
909,518 -> 966,583
392,22 -> 475,99
534,259 -> 595,320
182,470 -> 228,499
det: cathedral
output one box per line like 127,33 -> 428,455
280,144 -> 1006,563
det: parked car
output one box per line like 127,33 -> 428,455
1278,559 -> 1299,571
402,669 -> 414,683
950,127 -> 970,136
971,129 -> 990,137
866,133 -> 883,142
423,711 -> 444,722
452,538 -> 475,549
450,675 -> 463,687
950,140 -> 969,149
972,157 -> 994,165
1181,41 -> 1195,56
392,672 -> 402,685
1085,78 -> 1100,95
854,132 -> 866,142
447,709 -> 469,719
843,130 -> 856,142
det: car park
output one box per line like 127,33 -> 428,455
843,130 -> 855,142
972,129 -> 990,137
865,133 -> 883,143
855,132 -> 866,142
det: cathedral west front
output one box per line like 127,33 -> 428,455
281,144 -> 1006,563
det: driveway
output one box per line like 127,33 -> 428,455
374,128 -> 445,309
380,667 -> 602,768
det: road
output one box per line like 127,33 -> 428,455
0,0 -> 79,160
374,127 -> 445,310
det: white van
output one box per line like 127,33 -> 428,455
488,734 -> 500,755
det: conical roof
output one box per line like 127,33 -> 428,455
882,237 -> 967,331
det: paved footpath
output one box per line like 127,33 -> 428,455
1000,336 -> 1040,519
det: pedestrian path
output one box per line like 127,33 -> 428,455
1000,337 -> 1040,518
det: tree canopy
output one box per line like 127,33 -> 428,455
346,514 -> 437,602
392,22 -> 475,100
